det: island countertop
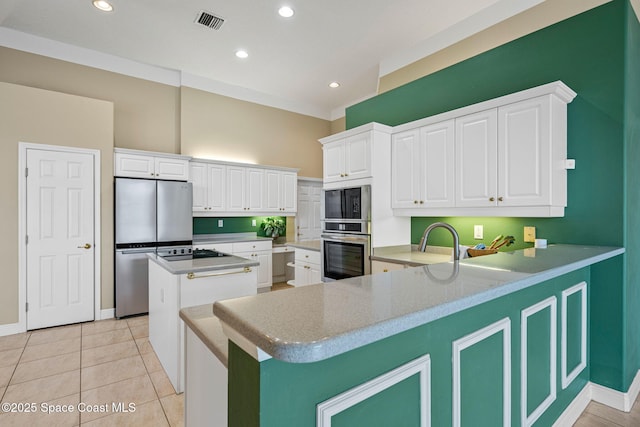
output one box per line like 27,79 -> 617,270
148,253 -> 259,275
212,244 -> 623,363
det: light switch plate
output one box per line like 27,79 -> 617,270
474,225 -> 483,239
252,219 -> 257,227
524,226 -> 536,243
218,219 -> 224,228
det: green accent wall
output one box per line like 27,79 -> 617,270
346,0 -> 639,392
192,216 -> 286,237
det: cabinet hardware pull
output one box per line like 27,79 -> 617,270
489,197 -> 495,202
419,200 -> 424,204
186,267 -> 252,280
414,200 -> 418,204
498,197 -> 503,202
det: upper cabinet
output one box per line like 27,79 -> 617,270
321,131 -> 372,184
114,148 -> 190,181
392,120 -> 455,209
391,81 -> 576,217
189,159 -> 298,217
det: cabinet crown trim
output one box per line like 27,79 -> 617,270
318,122 -> 392,145
191,157 -> 299,173
114,147 -> 192,160
393,80 -> 576,134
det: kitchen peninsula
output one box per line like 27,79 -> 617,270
147,251 -> 258,393
182,244 -> 623,426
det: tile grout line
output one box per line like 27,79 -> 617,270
0,332 -> 31,408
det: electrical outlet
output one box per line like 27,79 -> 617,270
524,226 -> 536,243
218,219 -> 224,228
252,219 -> 256,227
474,225 -> 483,239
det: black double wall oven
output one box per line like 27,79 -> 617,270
321,185 -> 371,281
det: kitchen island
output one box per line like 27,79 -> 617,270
183,244 -> 623,426
147,252 -> 258,393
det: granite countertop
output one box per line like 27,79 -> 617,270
148,253 -> 259,275
370,250 -> 451,266
285,240 -> 321,252
210,244 -> 623,364
180,305 -> 229,366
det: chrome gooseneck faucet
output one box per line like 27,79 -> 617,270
418,222 -> 460,261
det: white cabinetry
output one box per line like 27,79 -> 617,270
114,149 -> 190,181
391,81 -> 576,217
392,120 -> 455,209
371,260 -> 407,274
265,170 -> 297,213
194,240 -> 273,290
322,132 -> 371,184
227,166 -> 265,213
190,162 -> 226,213
293,248 -> 321,286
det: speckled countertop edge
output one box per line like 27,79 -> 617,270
180,305 -> 228,367
285,240 -> 321,252
213,245 -> 624,364
148,253 -> 259,275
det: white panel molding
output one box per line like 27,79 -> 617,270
100,309 -> 115,320
561,281 -> 587,389
452,317 -> 511,427
317,354 -> 431,427
521,296 -> 557,427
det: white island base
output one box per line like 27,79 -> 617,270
148,256 -> 257,393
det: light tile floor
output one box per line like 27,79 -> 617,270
1,309 -> 639,426
0,315 -> 182,426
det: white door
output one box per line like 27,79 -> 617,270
189,162 -> 208,212
26,148 -> 95,329
344,133 -> 371,180
323,141 -> 345,183
421,120 -> 455,207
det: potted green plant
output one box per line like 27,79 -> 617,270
260,217 -> 286,239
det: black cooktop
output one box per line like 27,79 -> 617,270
162,249 -> 230,261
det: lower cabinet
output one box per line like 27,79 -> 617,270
194,240 -> 273,290
371,260 -> 408,274
293,248 -> 321,286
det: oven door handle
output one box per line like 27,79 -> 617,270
321,234 -> 369,243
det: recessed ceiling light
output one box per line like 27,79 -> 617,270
235,50 -> 249,59
329,82 -> 340,88
278,6 -> 294,18
92,0 -> 113,12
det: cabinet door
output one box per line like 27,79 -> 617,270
308,263 -> 321,285
455,110 -> 498,207
155,157 -> 189,181
280,172 -> 297,213
226,166 -> 246,212
264,170 -> 282,212
392,129 -> 421,208
190,162 -> 208,212
245,168 -> 265,212
498,96 -> 551,206
344,133 -> 371,180
421,120 -> 455,207
323,141 -> 346,183
206,164 -> 226,211
114,152 -> 155,178
255,251 -> 273,289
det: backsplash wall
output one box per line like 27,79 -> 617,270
193,216 -> 287,237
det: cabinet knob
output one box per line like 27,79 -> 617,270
414,200 -> 418,204
489,197 -> 495,202
340,173 -> 345,177
150,173 -> 154,176
345,173 -> 348,177
419,200 -> 424,204
383,269 -> 388,272
498,197 -> 504,202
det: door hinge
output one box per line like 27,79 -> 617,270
25,167 -> 28,178
25,302 -> 29,312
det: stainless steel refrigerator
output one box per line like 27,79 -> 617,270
115,178 -> 192,318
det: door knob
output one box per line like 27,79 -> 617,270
78,243 -> 91,249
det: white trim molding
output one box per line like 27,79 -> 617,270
452,317 -> 511,427
561,281 -> 587,389
316,354 -> 431,427
521,296 -> 557,427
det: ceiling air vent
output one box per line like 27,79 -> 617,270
195,10 -> 225,30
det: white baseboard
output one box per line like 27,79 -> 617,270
100,308 -> 115,320
553,382 -> 592,427
0,321 -> 25,337
591,369 -> 640,412
556,370 -> 640,426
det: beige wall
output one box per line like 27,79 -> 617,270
180,87 -> 329,177
0,47 -> 179,154
379,0 -> 611,93
0,82 -> 114,325
330,116 -> 346,135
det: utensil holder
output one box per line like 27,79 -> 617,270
467,248 -> 498,258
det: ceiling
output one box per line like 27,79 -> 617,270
0,0 -> 546,120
